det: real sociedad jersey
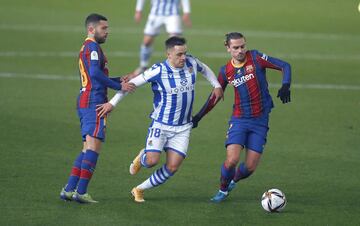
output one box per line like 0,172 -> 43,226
142,55 -> 207,126
77,38 -> 121,109
196,50 -> 291,119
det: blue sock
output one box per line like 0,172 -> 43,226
140,45 -> 152,68
65,152 -> 84,192
220,163 -> 235,192
233,163 -> 252,182
77,150 -> 99,195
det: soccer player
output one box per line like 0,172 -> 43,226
59,13 -> 136,203
96,36 -> 223,202
132,0 -> 192,75
192,32 -> 291,203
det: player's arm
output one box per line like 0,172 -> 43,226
256,51 -> 292,103
135,0 -> 145,23
192,67 -> 228,128
195,58 -> 223,103
181,0 -> 191,27
96,65 -> 161,117
87,44 -> 127,91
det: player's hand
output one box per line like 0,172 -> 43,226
121,82 -> 136,93
182,13 -> 192,27
96,103 -> 114,118
277,83 -> 291,104
121,73 -> 136,83
192,115 -> 201,129
210,87 -> 224,104
134,11 -> 142,23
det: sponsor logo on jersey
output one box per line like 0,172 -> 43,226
230,73 -> 255,87
170,84 -> 195,94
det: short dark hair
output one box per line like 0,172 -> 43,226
85,13 -> 107,27
165,36 -> 186,50
224,32 -> 245,46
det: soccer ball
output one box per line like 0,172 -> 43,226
261,188 -> 286,212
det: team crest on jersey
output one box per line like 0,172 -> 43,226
180,78 -> 188,86
148,140 -> 153,146
188,66 -> 193,74
246,65 -> 254,73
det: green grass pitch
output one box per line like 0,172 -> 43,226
0,0 -> 360,225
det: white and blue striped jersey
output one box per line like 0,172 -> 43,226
136,0 -> 190,16
109,55 -> 220,126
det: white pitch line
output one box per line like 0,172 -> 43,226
1,72 -> 359,91
1,23 -> 360,41
1,51 -> 360,61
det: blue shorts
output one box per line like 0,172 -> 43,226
225,113 -> 270,153
77,108 -> 106,142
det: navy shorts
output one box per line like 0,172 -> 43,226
77,108 -> 106,142
225,113 -> 270,153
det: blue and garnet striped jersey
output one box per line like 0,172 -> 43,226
77,38 -> 122,108
195,50 -> 291,119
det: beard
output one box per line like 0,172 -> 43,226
94,33 -> 106,44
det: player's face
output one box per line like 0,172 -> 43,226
93,20 -> 109,44
227,38 -> 247,63
167,45 -> 187,68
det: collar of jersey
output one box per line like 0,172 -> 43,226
85,37 -> 96,42
165,60 -> 184,71
231,58 -> 247,68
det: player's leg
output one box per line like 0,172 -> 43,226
211,121 -> 246,202
134,15 -> 162,75
72,135 -> 102,203
211,144 -> 243,203
228,115 -> 269,191
72,109 -> 106,203
131,151 -> 163,203
60,142 -> 86,201
132,126 -> 189,202
130,121 -> 164,175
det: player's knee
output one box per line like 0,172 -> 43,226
144,153 -> 160,167
165,164 -> 178,174
225,157 -> 239,168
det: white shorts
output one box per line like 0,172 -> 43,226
144,121 -> 192,158
144,14 -> 182,36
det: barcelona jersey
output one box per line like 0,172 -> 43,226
196,50 -> 291,119
77,38 -> 121,109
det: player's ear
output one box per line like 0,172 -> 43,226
88,25 -> 95,34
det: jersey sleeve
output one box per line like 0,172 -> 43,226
255,50 -> 291,85
142,64 -> 162,82
194,66 -> 228,120
191,56 -> 221,88
87,42 -> 122,90
108,67 -> 152,107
